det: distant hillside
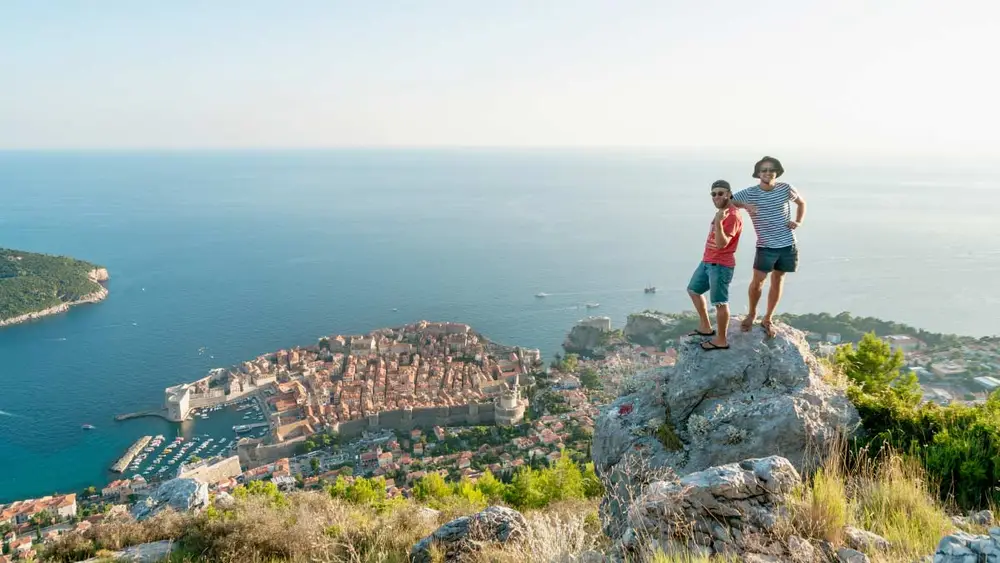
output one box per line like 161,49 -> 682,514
0,248 -> 109,326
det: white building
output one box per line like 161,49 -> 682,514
974,376 -> 1000,391
931,361 -> 967,377
884,335 -> 924,354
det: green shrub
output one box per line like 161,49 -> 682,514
838,332 -> 1000,509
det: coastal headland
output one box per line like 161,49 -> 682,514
0,247 -> 109,328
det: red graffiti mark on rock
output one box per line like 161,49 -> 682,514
618,403 -> 634,416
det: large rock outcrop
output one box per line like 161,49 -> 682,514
410,505 -> 528,562
130,478 -> 208,521
593,319 -> 859,541
620,456 -> 801,558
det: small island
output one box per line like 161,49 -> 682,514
0,247 -> 109,327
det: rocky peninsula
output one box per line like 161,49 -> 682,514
0,248 -> 109,328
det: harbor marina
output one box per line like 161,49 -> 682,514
113,396 -> 270,483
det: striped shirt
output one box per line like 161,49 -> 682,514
733,182 -> 800,248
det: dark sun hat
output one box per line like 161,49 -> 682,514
711,180 -> 731,191
752,156 -> 784,179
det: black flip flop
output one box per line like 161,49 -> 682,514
686,329 -> 716,337
700,341 -> 730,351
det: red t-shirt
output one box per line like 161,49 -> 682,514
702,208 -> 742,267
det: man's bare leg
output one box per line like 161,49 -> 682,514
741,270 -> 767,332
761,271 -> 786,338
710,303 -> 730,347
688,291 -> 713,334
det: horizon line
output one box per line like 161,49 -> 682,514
0,145 -> 988,159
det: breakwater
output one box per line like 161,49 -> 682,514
111,435 -> 151,473
114,409 -> 171,422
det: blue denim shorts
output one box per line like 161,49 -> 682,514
687,262 -> 734,305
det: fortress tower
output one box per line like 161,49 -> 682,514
165,383 -> 192,421
494,373 -> 527,426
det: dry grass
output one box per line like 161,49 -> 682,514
850,452 -> 954,559
780,439 -> 956,562
818,357 -> 850,391
43,493 -> 606,563
782,465 -> 850,543
473,499 -> 605,563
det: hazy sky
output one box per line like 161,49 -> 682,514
2,1 -> 998,154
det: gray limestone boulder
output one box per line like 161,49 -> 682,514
213,491 -> 235,510
934,529 -> 1000,562
618,456 -> 800,559
130,478 -> 208,521
844,526 -> 891,553
837,547 -> 871,563
972,509 -> 995,526
410,505 -> 528,562
592,319 -> 859,539
788,535 -> 817,563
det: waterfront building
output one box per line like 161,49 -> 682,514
0,494 -> 77,526
165,383 -> 192,421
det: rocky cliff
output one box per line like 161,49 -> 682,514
623,311 -> 676,347
89,267 -> 110,283
593,319 -> 860,551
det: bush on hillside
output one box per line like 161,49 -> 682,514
837,332 -> 1000,509
409,451 -> 603,512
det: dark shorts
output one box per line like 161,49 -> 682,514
687,262 -> 734,305
754,245 -> 798,273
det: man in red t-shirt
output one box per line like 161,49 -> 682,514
686,180 -> 744,351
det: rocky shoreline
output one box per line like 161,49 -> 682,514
0,268 -> 109,328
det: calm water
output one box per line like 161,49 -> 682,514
1,150 -> 998,502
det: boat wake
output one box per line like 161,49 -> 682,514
0,409 -> 22,418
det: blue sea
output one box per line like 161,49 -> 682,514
1,149 -> 998,502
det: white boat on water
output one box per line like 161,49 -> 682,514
585,302 -> 600,309
535,292 -> 548,298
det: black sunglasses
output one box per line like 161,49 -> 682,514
759,168 -> 779,173
710,191 -> 729,197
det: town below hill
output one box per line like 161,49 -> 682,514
0,248 -> 109,327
